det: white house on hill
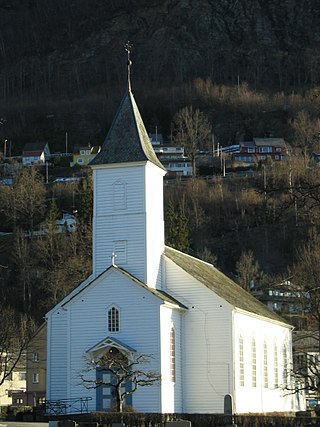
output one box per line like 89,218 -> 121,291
46,75 -> 304,414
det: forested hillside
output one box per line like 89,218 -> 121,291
1,0 -> 320,325
1,0 -> 320,151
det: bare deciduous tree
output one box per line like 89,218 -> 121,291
173,106 -> 212,177
0,305 -> 35,386
236,250 -> 261,291
80,348 -> 160,416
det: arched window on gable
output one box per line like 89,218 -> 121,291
251,337 -> 257,387
170,328 -> 176,382
112,180 -> 126,210
239,335 -> 244,387
108,306 -> 120,332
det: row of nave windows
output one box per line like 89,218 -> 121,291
239,336 -> 289,388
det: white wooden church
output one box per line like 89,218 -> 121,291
46,71 -> 303,414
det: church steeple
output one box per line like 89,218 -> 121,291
90,46 -> 165,171
125,41 -> 132,94
90,49 -> 166,288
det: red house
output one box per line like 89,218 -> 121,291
233,138 -> 288,165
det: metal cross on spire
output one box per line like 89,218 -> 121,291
125,41 -> 133,92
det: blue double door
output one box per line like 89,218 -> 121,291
96,368 -> 132,411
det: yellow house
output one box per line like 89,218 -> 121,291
73,145 -> 100,166
26,323 -> 47,406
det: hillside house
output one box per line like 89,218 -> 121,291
46,73 -> 303,414
232,138 -> 288,165
22,142 -> 50,166
153,146 -> 192,177
0,360 -> 26,406
26,324 -> 46,406
72,145 -> 100,166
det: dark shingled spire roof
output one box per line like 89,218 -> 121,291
90,90 -> 165,170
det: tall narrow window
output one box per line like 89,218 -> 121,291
274,343 -> 279,387
113,180 -> 126,210
32,352 -> 39,362
252,338 -> 257,387
32,372 -> 39,384
239,335 -> 244,387
263,341 -> 268,388
170,328 -> 176,382
283,345 -> 288,386
108,307 -> 120,332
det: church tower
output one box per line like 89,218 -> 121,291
90,52 -> 166,289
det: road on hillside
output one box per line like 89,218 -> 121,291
0,423 -> 48,427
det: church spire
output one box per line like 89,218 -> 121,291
90,45 -> 165,171
125,41 -> 132,93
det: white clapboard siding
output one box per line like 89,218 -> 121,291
94,213 -> 147,278
145,162 -> 165,288
164,257 -> 233,413
63,269 -> 162,413
47,309 -> 68,400
94,165 -> 145,214
233,311 -> 295,413
93,162 -> 165,288
160,305 -> 182,413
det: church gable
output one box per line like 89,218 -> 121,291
60,265 -> 184,311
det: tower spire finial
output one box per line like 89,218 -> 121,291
125,41 -> 133,93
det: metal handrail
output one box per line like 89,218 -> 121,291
45,396 -> 92,415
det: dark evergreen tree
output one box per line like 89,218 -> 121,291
77,171 -> 93,230
165,200 -> 189,253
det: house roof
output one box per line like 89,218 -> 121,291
61,264 -> 187,310
22,142 -> 48,154
254,138 -> 286,147
73,146 -> 100,155
90,89 -> 165,171
240,141 -> 255,148
164,246 -> 291,326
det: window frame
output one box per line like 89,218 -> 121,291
112,180 -> 127,210
252,337 -> 257,387
107,306 -> 120,333
32,352 -> 39,363
169,327 -> 176,383
274,342 -> 279,387
263,341 -> 268,388
32,372 -> 40,384
239,335 -> 245,387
